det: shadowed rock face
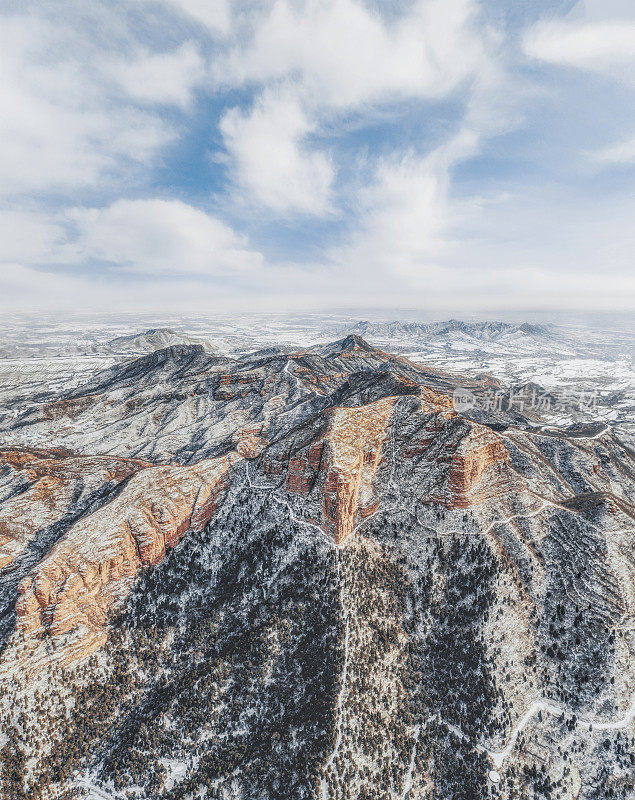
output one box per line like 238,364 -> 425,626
0,448 -> 152,658
280,397 -> 398,545
0,337 -> 634,800
269,398 -> 516,544
446,428 -> 511,508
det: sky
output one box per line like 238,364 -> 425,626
0,0 -> 634,314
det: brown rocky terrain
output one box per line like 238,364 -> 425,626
0,448 -> 149,571
0,336 -> 633,800
13,453 -> 239,667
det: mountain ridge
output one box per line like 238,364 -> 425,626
342,319 -> 554,341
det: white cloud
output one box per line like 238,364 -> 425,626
332,127 -> 480,282
593,133 -> 635,164
0,263 -> 86,310
0,210 -> 66,264
70,199 -> 262,275
1,0 -> 632,312
104,42 -> 206,108
523,18 -> 635,84
217,0 -> 488,108
0,262 -> 237,312
220,93 -> 334,215
524,2 -> 635,173
326,111 -> 635,311
341,157 -> 447,274
0,14 -> 175,198
214,0 -> 495,217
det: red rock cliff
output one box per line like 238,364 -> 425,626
0,449 -> 149,572
14,453 -> 240,663
446,429 -> 511,508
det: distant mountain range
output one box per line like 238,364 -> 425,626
0,327 -> 215,359
343,319 -> 553,341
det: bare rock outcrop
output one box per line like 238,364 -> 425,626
14,453 -> 240,661
272,392 -> 518,545
0,448 -> 149,572
321,398 -> 397,544
446,427 -> 511,508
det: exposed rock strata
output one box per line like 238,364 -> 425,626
14,453 -> 240,660
0,448 -> 148,573
446,428 -> 511,508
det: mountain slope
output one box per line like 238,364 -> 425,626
104,328 -> 215,355
0,337 -> 633,800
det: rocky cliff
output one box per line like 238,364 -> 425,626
11,453 -> 239,670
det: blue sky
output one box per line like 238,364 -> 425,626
0,0 -> 633,312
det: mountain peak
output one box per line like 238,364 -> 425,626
1,326 -> 633,800
339,333 -> 375,351
107,328 -> 214,354
341,318 -> 555,343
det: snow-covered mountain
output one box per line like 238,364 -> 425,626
0,327 -> 215,361
345,319 -> 552,342
104,327 -> 215,355
0,335 -> 633,800
336,319 -> 634,441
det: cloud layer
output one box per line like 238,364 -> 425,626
0,0 -> 633,312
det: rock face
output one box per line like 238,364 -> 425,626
262,386 -> 517,546
278,397 -> 398,544
0,336 -> 634,800
0,449 -> 148,570
13,453 -> 239,665
0,447 -> 151,661
321,399 -> 396,544
446,426 -> 511,508
0,339 -> 493,464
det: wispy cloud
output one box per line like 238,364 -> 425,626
0,11 -> 176,199
220,92 -> 335,216
156,0 -> 234,36
69,199 -> 263,275
592,134 -> 635,164
103,42 -> 207,109
0,0 -> 633,312
523,19 -> 635,84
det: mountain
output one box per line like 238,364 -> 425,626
104,328 -> 216,355
344,319 -> 553,342
0,339 -> 494,464
0,336 -> 633,800
0,327 -> 215,361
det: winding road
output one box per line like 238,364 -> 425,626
486,692 -> 635,769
